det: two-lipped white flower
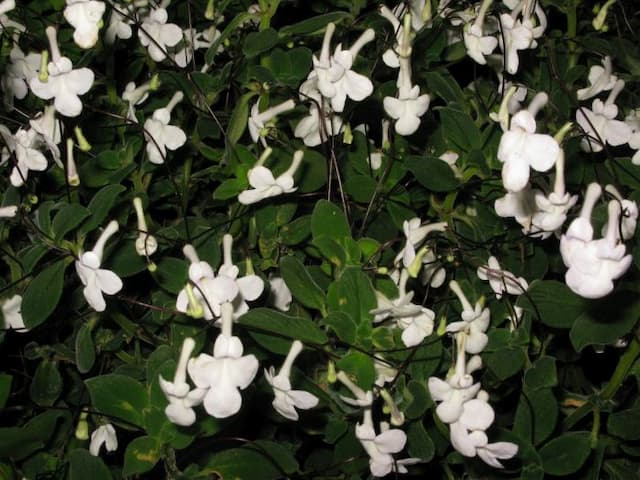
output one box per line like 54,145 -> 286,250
89,423 -> 117,456
477,256 -> 528,298
105,3 -> 134,44
494,185 -> 538,232
238,148 -> 303,205
172,26 -> 220,68
268,276 -> 292,311
0,127 -> 48,187
29,27 -> 94,117
497,92 -> 559,192
447,281 -> 490,354
576,79 -> 632,152
311,22 -> 375,113
428,334 -> 483,424
63,0 -> 106,49
383,13 -> 430,136
294,103 -> 343,147
187,302 -> 259,418
133,197 -> 158,257
75,220 -> 123,312
1,294 -> 27,332
562,184 -> 632,298
449,391 -> 518,468
176,244 -> 238,320
159,337 -> 207,426
463,0 -> 498,65
122,76 -> 159,123
1,46 -> 40,108
0,0 -> 14,15
143,91 -> 186,164
29,106 -> 63,167
577,56 -> 618,101
264,340 -> 319,420
247,99 -> 296,145
370,269 -> 435,347
216,234 -> 264,318
395,217 -> 447,271
138,8 -> 183,62
498,13 -> 533,75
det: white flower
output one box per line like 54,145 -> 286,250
264,340 -> 319,420
564,199 -> 632,299
374,357 -> 397,387
576,80 -> 632,152
75,220 -> 123,312
463,0 -> 498,65
247,99 -> 296,145
626,109 -> 640,165
216,234 -> 264,318
176,244 -> 238,321
159,337 -> 207,426
498,13 -> 534,74
238,149 -> 303,205
0,0 -> 14,15
577,56 -> 618,100
132,197 -> 157,257
172,27 -> 219,68
355,419 -> 410,477
477,256 -> 528,298
2,127 -> 48,187
530,149 -> 578,238
143,91 -> 186,164
312,23 -> 375,113
29,106 -> 63,167
497,93 -> 559,192
447,281 -> 490,354
602,184 -> 637,240
294,104 -> 343,147
560,182 -> 601,264
187,303 -> 259,418
1,46 -> 40,108
122,76 -> 158,123
105,3 -> 134,44
89,424 -> 117,456
395,218 -> 447,269
370,269 -> 435,347
64,0 -> 106,49
138,8 -> 183,62
29,27 -> 94,117
420,247 -> 446,288
494,185 -> 538,232
2,294 -> 27,332
268,276 -> 292,312
336,371 -> 373,407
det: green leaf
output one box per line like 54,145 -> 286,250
30,360 -> 62,406
343,174 -> 377,203
321,311 -> 356,343
238,308 -> 328,346
570,289 -> 640,352
85,374 -> 148,428
34,201 -> 55,238
123,436 -> 161,476
20,244 -> 49,273
424,71 -> 466,106
68,449 -> 112,480
539,432 -> 591,475
279,12 -> 352,36
608,407 -> 640,440
252,440 -> 298,475
75,324 -> 96,374
205,12 -> 251,64
280,215 -> 311,245
109,239 -> 148,277
203,447 -> 283,480
268,48 -> 313,88
152,257 -> 188,294
22,260 -> 67,329
485,347 -> 526,380
514,388 -> 558,445
0,411 -> 64,461
336,350 -> 375,390
81,184 -> 126,234
313,235 -> 347,268
213,178 -> 245,200
407,421 -> 435,462
243,28 -> 279,58
518,280 -> 586,329
327,266 -> 376,326
280,256 -> 326,310
311,200 -> 351,241
52,204 -> 90,240
405,380 -> 431,419
437,107 -> 481,152
524,357 -> 558,391
0,374 -> 11,408
405,155 -> 458,192
227,92 -> 257,145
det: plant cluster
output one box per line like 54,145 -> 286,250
1,0 -> 640,479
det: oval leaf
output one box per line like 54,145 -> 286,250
22,260 -> 67,329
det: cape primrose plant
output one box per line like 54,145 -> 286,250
3,1 -> 640,479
